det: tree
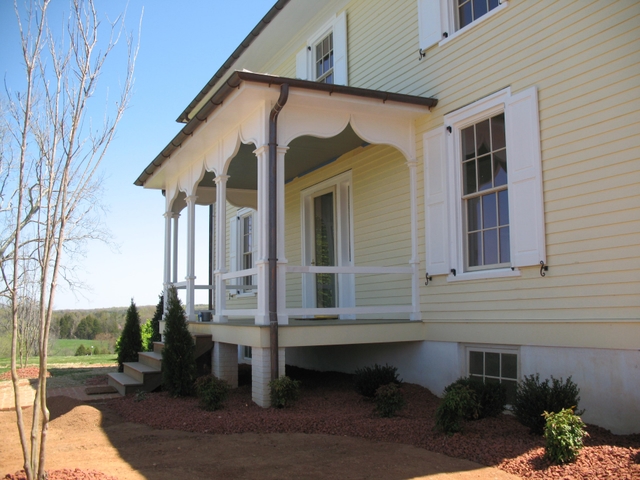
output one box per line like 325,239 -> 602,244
162,286 -> 195,397
0,1 -> 138,478
74,314 -> 100,339
117,299 -> 142,372
57,314 -> 74,339
149,292 -> 163,347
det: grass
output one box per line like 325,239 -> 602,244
0,354 -> 117,375
49,338 -> 113,356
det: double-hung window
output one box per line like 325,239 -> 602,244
229,207 -> 257,295
296,11 -> 348,85
424,86 -> 545,281
467,346 -> 518,404
418,0 -> 508,49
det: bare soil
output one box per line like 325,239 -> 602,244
2,366 -> 639,479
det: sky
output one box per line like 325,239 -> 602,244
0,0 -> 275,310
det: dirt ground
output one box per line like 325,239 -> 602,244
1,397 -> 517,480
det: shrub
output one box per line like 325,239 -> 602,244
512,374 -> 583,435
162,286 -> 196,397
140,319 -> 154,352
445,377 -> 506,419
149,293 -> 164,350
74,344 -> 87,356
543,407 -> 588,464
195,375 -> 230,411
435,384 -> 478,434
269,375 -> 301,408
117,299 -> 143,372
354,364 -> 402,398
375,383 -> 405,417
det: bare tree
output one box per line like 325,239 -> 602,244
1,1 -> 139,478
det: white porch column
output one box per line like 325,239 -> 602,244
276,146 -> 289,325
163,211 -> 173,315
185,195 -> 197,322
254,146 -> 269,325
172,213 -> 180,284
407,159 -> 422,321
251,346 -> 285,407
211,342 -> 238,388
214,175 -> 230,323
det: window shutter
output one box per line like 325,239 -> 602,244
333,11 -> 348,85
506,86 -> 546,268
418,0 -> 442,50
229,215 -> 239,293
296,47 -> 308,80
424,127 -> 450,275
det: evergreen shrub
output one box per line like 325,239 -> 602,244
74,344 -> 87,356
435,384 -> 478,434
354,363 -> 402,398
375,383 -> 405,417
162,287 -> 196,397
117,300 -> 143,372
195,375 -> 230,411
149,293 -> 164,349
543,407 -> 588,464
445,377 -> 506,419
269,375 -> 301,408
512,374 -> 583,435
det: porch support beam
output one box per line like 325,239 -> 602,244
163,211 -> 172,315
276,146 -> 289,326
185,195 -> 198,321
214,175 -> 230,323
254,145 -> 269,325
407,159 -> 422,321
172,213 -> 179,284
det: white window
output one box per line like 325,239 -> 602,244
424,86 -> 545,281
229,208 -> 257,295
418,0 -> 508,50
243,346 -> 252,359
296,11 -> 348,85
466,346 -> 518,404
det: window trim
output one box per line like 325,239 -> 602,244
464,344 -> 520,403
440,0 -> 508,47
230,207 -> 257,297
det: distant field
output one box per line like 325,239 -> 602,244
0,353 -> 117,374
50,338 -> 113,356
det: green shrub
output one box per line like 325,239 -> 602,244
162,286 -> 196,397
117,300 -> 143,372
140,319 -> 153,352
375,383 -> 405,418
149,293 -> 164,350
269,375 -> 301,408
543,407 -> 588,464
74,344 -> 87,356
354,364 -> 402,398
512,374 -> 583,435
435,384 -> 478,434
445,377 -> 506,419
195,375 -> 230,411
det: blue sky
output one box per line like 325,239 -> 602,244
0,0 -> 274,310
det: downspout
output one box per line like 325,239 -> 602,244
269,83 -> 289,381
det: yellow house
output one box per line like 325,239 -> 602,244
127,0 -> 639,434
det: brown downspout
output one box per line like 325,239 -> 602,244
269,84 -> 289,380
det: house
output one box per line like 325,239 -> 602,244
132,0 -> 639,434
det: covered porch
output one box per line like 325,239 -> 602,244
137,72 -> 437,406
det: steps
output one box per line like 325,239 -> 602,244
108,336 -> 214,396
108,342 -> 165,396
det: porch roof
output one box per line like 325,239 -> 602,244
134,71 -> 438,187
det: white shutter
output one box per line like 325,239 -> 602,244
229,215 -> 239,293
333,11 -> 348,85
418,0 -> 442,50
296,47 -> 308,80
424,127 -> 450,276
506,86 -> 546,268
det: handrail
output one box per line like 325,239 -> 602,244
221,268 -> 258,280
286,265 -> 412,274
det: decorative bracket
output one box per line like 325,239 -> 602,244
418,48 -> 426,61
539,260 -> 548,277
425,272 -> 433,286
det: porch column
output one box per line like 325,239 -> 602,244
251,346 -> 285,407
214,175 -> 230,323
254,145 -> 269,325
185,195 -> 197,322
172,213 -> 180,284
163,211 -> 173,315
407,159 -> 422,321
276,146 -> 289,325
211,342 -> 238,388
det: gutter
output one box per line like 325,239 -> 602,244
134,71 -> 437,187
176,0 -> 291,124
268,84 -> 289,381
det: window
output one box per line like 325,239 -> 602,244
243,346 -> 252,359
296,11 -> 348,85
418,0 -> 508,49
424,86 -> 545,281
229,208 -> 256,294
467,347 -> 518,404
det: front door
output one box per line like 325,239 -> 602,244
313,191 -> 337,308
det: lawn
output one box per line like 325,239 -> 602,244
49,338 -> 113,356
0,353 -> 116,375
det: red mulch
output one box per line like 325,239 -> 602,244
4,469 -> 117,480
0,367 -> 49,381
